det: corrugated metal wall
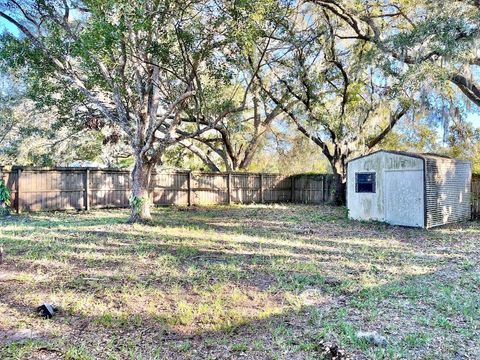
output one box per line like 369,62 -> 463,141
425,158 -> 472,228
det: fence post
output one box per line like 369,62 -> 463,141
84,168 -> 90,211
0,167 -> 4,211
321,175 -> 325,202
326,176 -> 331,203
290,175 -> 295,203
260,174 -> 264,203
188,171 -> 193,206
227,173 -> 232,205
16,168 -> 21,214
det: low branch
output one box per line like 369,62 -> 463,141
142,90 -> 197,156
256,75 -> 334,162
367,105 -> 410,149
451,73 -> 480,107
180,140 -> 220,172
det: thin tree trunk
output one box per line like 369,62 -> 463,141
128,154 -> 154,223
330,159 -> 347,205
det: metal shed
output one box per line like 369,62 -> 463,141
347,150 -> 471,228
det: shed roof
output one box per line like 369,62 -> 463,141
348,150 -> 470,164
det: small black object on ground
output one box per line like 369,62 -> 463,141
37,303 -> 58,319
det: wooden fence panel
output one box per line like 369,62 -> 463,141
0,167 -> 338,212
17,170 -> 85,212
90,170 -> 130,208
151,172 -> 189,206
231,174 -> 260,203
193,173 -> 228,205
3,167 -> 480,219
263,175 -> 291,202
293,174 -> 335,204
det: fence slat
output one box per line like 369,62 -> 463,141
84,169 -> 90,211
260,174 -> 264,203
16,168 -> 21,214
227,173 -> 232,205
188,171 -> 193,206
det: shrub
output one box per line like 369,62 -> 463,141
0,179 -> 11,215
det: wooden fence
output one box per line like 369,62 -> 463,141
0,167 -> 335,213
471,175 -> 480,220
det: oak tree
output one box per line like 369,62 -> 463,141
0,0 -> 242,221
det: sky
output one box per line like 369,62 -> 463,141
468,113 -> 480,127
0,17 -> 19,36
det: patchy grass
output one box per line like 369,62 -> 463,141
0,204 -> 479,359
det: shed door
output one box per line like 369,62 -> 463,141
384,170 -> 424,227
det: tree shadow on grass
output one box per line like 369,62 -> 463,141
1,263 -> 478,360
1,205 -> 475,303
0,224 -> 449,298
0,205 -> 479,359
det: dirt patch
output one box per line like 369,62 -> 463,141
0,329 -> 40,342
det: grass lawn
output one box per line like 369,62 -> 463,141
0,204 -> 478,359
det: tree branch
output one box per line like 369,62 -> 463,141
451,73 -> 480,107
367,105 -> 410,149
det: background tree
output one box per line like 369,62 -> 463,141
309,0 -> 480,125
2,0 -> 480,210
309,0 -> 480,171
0,73 -> 22,161
175,1 -> 288,172
253,2 -> 415,203
249,130 -> 331,174
0,71 -> 132,167
179,86 -> 289,171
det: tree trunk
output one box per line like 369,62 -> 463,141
330,158 -> 347,205
128,155 -> 154,223
331,172 -> 346,205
